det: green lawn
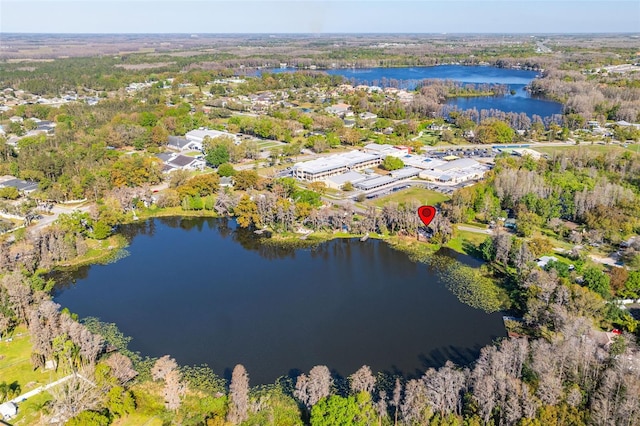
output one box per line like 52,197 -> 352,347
416,133 -> 439,145
11,391 -> 52,425
257,141 -> 282,149
533,144 -> 636,156
0,326 -> 64,424
0,326 -> 63,393
625,143 -> 640,154
368,187 -> 449,208
112,413 -> 164,426
447,230 -> 488,256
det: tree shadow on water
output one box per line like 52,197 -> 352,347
418,344 -> 485,372
223,366 -> 233,385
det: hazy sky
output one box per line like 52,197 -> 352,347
1,0 -> 639,34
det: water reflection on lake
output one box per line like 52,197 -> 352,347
53,217 -> 505,384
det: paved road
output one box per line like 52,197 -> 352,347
589,253 -> 622,268
9,374 -> 74,404
31,204 -> 92,232
321,195 -> 367,214
420,141 -> 577,152
458,225 -> 494,235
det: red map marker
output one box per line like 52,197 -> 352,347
418,205 -> 436,227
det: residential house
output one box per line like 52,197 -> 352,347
167,136 -> 201,151
183,129 -> 240,150
32,118 -> 56,134
0,177 -> 39,194
157,153 -> 206,172
615,120 -> 640,130
536,256 -> 558,268
359,112 -> 378,121
0,401 -> 18,420
325,102 -> 352,117
343,119 -> 356,128
428,123 -> 450,131
167,154 -> 206,171
220,176 -> 234,187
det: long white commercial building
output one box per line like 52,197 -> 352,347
292,151 -> 381,182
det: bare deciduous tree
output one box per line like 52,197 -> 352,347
375,390 -> 388,426
2,271 -> 33,324
349,365 -> 376,395
391,378 -> 402,426
227,364 -> 250,424
401,378 -> 430,425
105,353 -> 138,385
294,373 -> 311,408
294,365 -> 332,408
164,369 -> 186,411
423,361 -> 467,416
48,371 -> 103,424
151,355 -> 178,381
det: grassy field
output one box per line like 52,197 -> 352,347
12,392 -> 52,425
368,187 -> 450,208
625,143 -> 640,154
533,143 -> 637,156
0,326 -> 63,392
257,140 -> 283,150
0,326 -> 64,424
110,381 -> 167,426
446,229 -> 488,256
415,133 -> 440,145
112,413 -> 164,426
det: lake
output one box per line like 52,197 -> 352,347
53,217 -> 505,384
274,65 -> 563,118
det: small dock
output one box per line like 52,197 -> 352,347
360,233 -> 369,242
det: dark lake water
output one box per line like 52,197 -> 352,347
273,65 -> 563,118
53,217 -> 505,384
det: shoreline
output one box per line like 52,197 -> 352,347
49,208 -> 463,273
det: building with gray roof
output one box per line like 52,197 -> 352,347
0,178 -> 38,193
325,171 -> 366,190
354,175 -> 396,191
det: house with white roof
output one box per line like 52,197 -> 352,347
172,129 -> 240,152
0,401 -> 18,420
537,256 -> 558,268
324,103 -> 352,117
167,136 -> 201,152
359,112 -> 378,121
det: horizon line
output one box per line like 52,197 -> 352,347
2,31 -> 640,36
